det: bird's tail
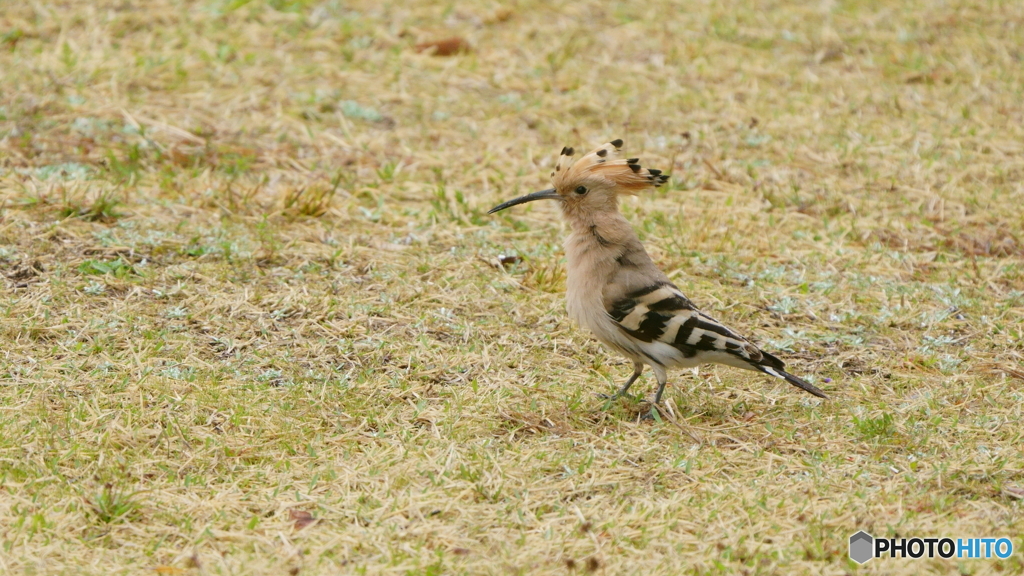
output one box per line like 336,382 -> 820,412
754,354 -> 830,399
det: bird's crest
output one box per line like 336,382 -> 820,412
550,139 -> 669,194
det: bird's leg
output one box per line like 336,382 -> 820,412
645,370 -> 670,420
598,361 -> 644,400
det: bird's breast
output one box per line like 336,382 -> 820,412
564,233 -> 616,333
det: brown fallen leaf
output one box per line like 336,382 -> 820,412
416,37 -> 471,56
486,8 -> 514,24
289,509 -> 317,530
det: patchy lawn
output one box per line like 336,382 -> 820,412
1,0 -> 1023,574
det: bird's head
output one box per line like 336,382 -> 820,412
488,139 -> 670,221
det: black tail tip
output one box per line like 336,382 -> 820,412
763,366 -> 829,399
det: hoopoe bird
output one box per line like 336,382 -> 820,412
489,139 -> 829,415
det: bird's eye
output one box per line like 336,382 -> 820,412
575,185 -> 588,195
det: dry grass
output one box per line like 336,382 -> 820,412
2,0 -> 1024,574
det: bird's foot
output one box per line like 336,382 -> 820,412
596,393 -> 664,422
637,399 -> 661,421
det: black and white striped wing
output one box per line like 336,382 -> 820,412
608,282 -> 763,361
606,282 -> 828,398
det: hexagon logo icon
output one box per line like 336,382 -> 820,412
850,531 -> 874,564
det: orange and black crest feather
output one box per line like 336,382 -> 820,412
551,139 -> 669,193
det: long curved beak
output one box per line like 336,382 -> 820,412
488,188 -> 560,214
